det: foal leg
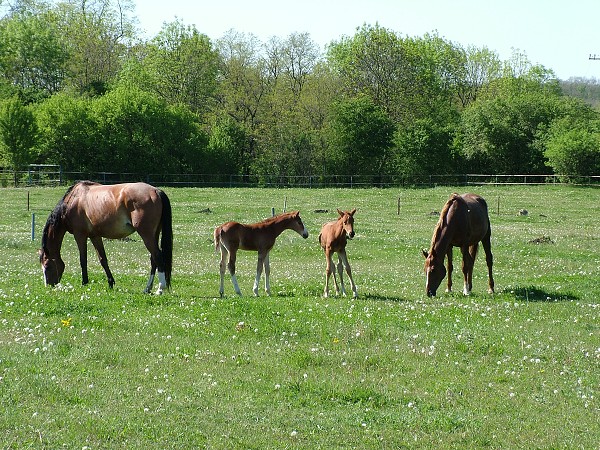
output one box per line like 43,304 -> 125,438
90,236 -> 115,288
253,251 -> 267,296
336,254 -> 346,296
264,253 -> 271,296
446,248 -> 453,293
227,250 -> 242,296
482,234 -> 495,294
323,249 -> 335,298
219,246 -> 228,297
74,234 -> 89,285
339,250 -> 357,298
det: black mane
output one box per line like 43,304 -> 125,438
41,183 -> 77,251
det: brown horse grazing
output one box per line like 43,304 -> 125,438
39,181 -> 172,294
214,211 -> 309,296
422,193 -> 494,297
318,209 -> 357,298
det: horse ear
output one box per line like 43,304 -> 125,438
422,249 -> 429,259
337,209 -> 344,217
349,208 -> 357,216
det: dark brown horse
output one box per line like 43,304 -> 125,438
422,193 -> 494,297
39,181 -> 172,294
318,209 -> 357,298
214,211 -> 309,296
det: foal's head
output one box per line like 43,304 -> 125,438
422,249 -> 446,297
337,209 -> 356,239
289,211 -> 309,239
38,247 -> 65,286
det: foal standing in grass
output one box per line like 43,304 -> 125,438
214,211 -> 309,296
319,209 -> 357,298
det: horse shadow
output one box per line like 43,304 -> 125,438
505,286 -> 578,302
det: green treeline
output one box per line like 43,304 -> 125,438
1,0 -> 600,183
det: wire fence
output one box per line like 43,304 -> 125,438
2,168 -> 600,188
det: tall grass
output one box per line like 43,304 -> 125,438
0,185 -> 598,448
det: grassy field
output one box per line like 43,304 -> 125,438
0,184 -> 598,449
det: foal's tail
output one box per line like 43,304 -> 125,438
213,226 -> 222,253
159,190 -> 173,288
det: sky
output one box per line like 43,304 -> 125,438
132,0 -> 600,81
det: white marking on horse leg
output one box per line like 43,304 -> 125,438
155,271 -> 166,295
145,273 -> 155,293
253,257 -> 263,297
231,274 -> 242,296
463,281 -> 470,296
323,271 -> 330,298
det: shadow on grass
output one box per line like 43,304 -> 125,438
504,286 -> 578,302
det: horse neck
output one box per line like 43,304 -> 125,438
430,208 -> 458,260
271,215 -> 297,237
43,221 -> 67,257
334,217 -> 347,237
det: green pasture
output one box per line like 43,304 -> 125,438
0,185 -> 598,449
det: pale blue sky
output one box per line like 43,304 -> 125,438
133,0 -> 600,80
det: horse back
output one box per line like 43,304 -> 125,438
68,182 -> 162,239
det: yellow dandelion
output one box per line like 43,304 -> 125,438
61,317 -> 72,327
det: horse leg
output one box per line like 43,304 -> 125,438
468,243 -> 479,294
144,259 -> 157,294
323,249 -> 335,297
74,234 -> 89,285
334,254 -> 344,296
461,244 -> 476,295
89,236 -> 115,288
219,245 -> 228,297
482,233 -> 494,294
227,249 -> 242,296
139,232 -> 166,295
264,252 -> 271,296
339,250 -> 357,298
253,251 -> 266,296
446,248 -> 453,293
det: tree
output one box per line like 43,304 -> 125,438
54,0 -> 136,95
137,20 -> 220,114
392,118 -> 458,181
91,86 -> 205,174
0,7 -> 68,101
214,30 -> 271,179
327,95 -> 395,182
543,101 -> 600,176
0,96 -> 38,183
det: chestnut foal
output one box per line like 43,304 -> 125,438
318,209 -> 357,298
214,211 -> 309,296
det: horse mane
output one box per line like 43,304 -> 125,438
259,210 -> 298,225
429,193 -> 463,252
41,183 -> 78,250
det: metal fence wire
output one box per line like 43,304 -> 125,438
2,168 -> 600,188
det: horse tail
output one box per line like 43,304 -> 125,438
214,226 -> 222,253
158,190 -> 173,288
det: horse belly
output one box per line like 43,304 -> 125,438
93,214 -> 136,239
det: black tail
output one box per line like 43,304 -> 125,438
158,190 -> 173,288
